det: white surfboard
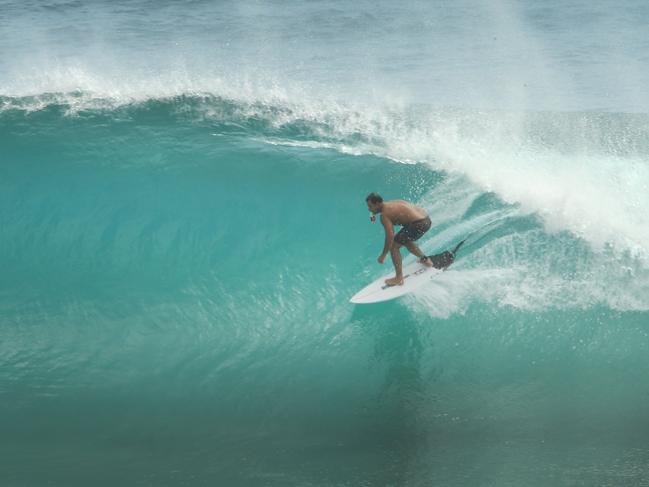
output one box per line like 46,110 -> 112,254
350,260 -> 445,304
350,243 -> 465,304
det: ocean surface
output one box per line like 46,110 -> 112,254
2,1 -> 649,486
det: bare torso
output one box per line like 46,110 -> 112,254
381,200 -> 428,226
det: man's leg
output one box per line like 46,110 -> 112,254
385,243 -> 404,286
405,241 -> 433,267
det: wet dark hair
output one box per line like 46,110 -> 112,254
365,192 -> 383,204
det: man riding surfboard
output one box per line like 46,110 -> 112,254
366,192 -> 433,286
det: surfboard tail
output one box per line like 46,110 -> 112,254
426,238 -> 467,270
426,251 -> 455,269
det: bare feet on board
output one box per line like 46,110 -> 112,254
384,276 -> 404,286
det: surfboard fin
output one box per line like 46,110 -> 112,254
451,238 -> 467,256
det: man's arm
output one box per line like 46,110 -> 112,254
378,213 -> 395,262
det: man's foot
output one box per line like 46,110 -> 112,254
385,276 -> 404,287
419,257 -> 433,267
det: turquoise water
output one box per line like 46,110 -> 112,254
2,2 -> 649,486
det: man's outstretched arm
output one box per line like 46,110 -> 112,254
378,214 -> 395,263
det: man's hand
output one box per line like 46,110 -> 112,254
377,254 -> 386,264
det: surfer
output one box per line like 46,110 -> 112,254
366,192 -> 433,286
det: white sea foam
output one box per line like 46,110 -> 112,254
408,230 -> 649,315
390,115 -> 649,260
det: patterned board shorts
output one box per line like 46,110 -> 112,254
394,216 -> 431,245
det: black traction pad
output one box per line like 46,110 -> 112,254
426,250 -> 455,269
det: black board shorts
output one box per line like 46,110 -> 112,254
394,216 -> 431,245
